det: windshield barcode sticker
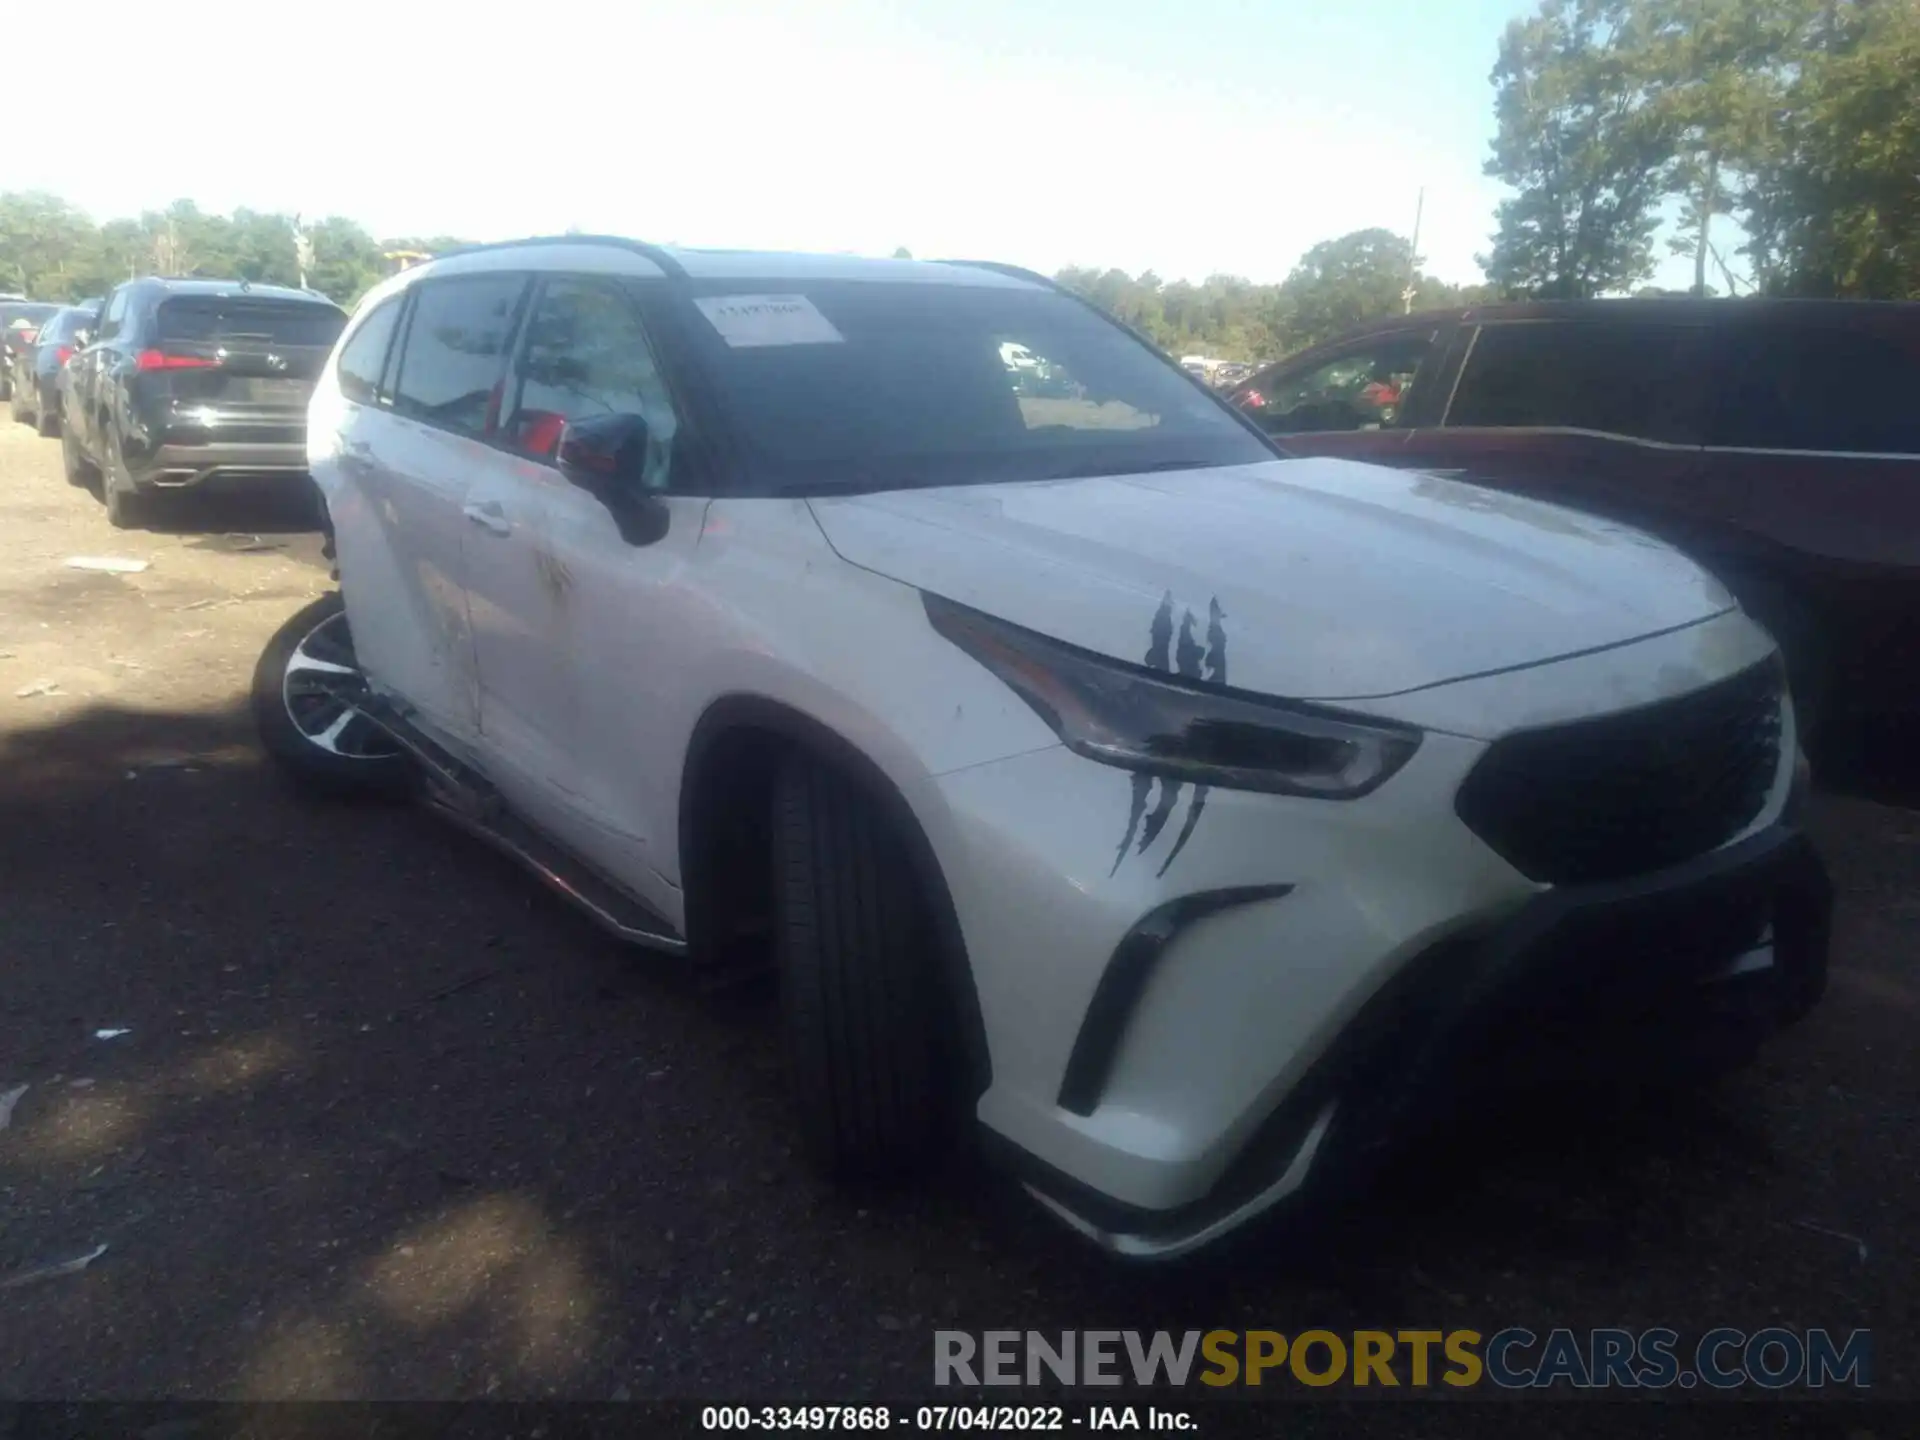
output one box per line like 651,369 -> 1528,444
694,294 -> 845,349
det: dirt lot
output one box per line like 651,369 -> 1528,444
0,417 -> 1916,1411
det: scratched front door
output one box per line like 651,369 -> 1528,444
462,273 -> 694,908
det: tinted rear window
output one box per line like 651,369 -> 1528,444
667,280 -> 1272,493
1713,323 -> 1920,455
157,298 -> 348,348
3,304 -> 60,328
1447,321 -> 1709,444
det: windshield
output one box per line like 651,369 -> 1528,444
669,279 -> 1274,494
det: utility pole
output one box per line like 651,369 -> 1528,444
292,214 -> 313,289
1401,187 -> 1425,314
1692,156 -> 1717,297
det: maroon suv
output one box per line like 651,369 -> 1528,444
1224,299 -> 1920,746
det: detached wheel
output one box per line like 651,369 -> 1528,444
251,593 -> 412,799
773,752 -> 944,1177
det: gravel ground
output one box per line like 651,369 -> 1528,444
0,417 -> 1914,1418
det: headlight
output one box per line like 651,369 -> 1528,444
923,593 -> 1421,799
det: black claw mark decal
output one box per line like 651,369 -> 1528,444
1112,593 -> 1227,878
1111,772 -> 1154,877
1111,593 -> 1179,876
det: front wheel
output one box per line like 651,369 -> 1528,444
772,752 -> 946,1178
251,593 -> 413,799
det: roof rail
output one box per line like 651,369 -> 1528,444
934,259 -> 1060,290
424,234 -> 688,279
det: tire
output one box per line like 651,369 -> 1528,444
773,751 -> 944,1177
101,426 -> 151,529
6,377 -> 23,424
251,593 -> 413,800
60,422 -> 96,487
34,388 -> 58,437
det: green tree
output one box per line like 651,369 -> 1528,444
1278,228 -> 1421,348
0,192 -> 96,297
1481,0 -> 1677,297
305,216 -> 387,305
1741,0 -> 1920,297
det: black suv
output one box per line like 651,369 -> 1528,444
1223,299 -> 1920,746
8,302 -> 100,436
0,301 -> 63,403
61,277 -> 349,528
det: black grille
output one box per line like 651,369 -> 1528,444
1456,660 -> 1784,885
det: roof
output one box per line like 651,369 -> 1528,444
134,277 -> 341,306
416,235 -> 1046,290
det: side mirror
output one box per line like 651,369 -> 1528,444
556,412 -> 669,547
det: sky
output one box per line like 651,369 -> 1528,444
6,0 -> 1715,291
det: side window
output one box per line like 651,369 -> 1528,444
336,298 -> 403,407
1713,326 -> 1920,456
390,275 -> 528,438
1240,333 -> 1433,435
1446,321 -> 1707,444
502,278 -> 680,489
98,289 -> 129,342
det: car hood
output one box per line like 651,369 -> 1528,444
808,457 -> 1735,703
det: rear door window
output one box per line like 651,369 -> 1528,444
336,298 -> 403,407
1446,321 -> 1708,444
1712,324 -> 1920,456
99,289 -> 129,342
390,275 -> 529,439
157,298 -> 347,349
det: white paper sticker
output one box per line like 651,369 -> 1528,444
694,294 -> 844,349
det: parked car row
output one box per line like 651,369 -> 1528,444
237,237 -> 1830,1256
1222,299 -> 1920,749
8,276 -> 347,528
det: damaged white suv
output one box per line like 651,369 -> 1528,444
256,237 -> 1831,1258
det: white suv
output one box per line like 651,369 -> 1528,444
255,237 -> 1832,1258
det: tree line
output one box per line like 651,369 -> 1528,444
0,191 -> 1496,365
0,194 -> 468,311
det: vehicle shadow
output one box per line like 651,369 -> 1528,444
70,470 -> 325,543
0,699 -> 1911,1401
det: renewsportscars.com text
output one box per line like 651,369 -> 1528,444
933,1328 -> 1871,1390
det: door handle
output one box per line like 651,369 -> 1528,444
462,500 -> 512,535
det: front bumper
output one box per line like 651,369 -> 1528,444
1017,821 -> 1830,1258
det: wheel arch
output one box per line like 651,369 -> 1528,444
679,693 -> 992,1101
